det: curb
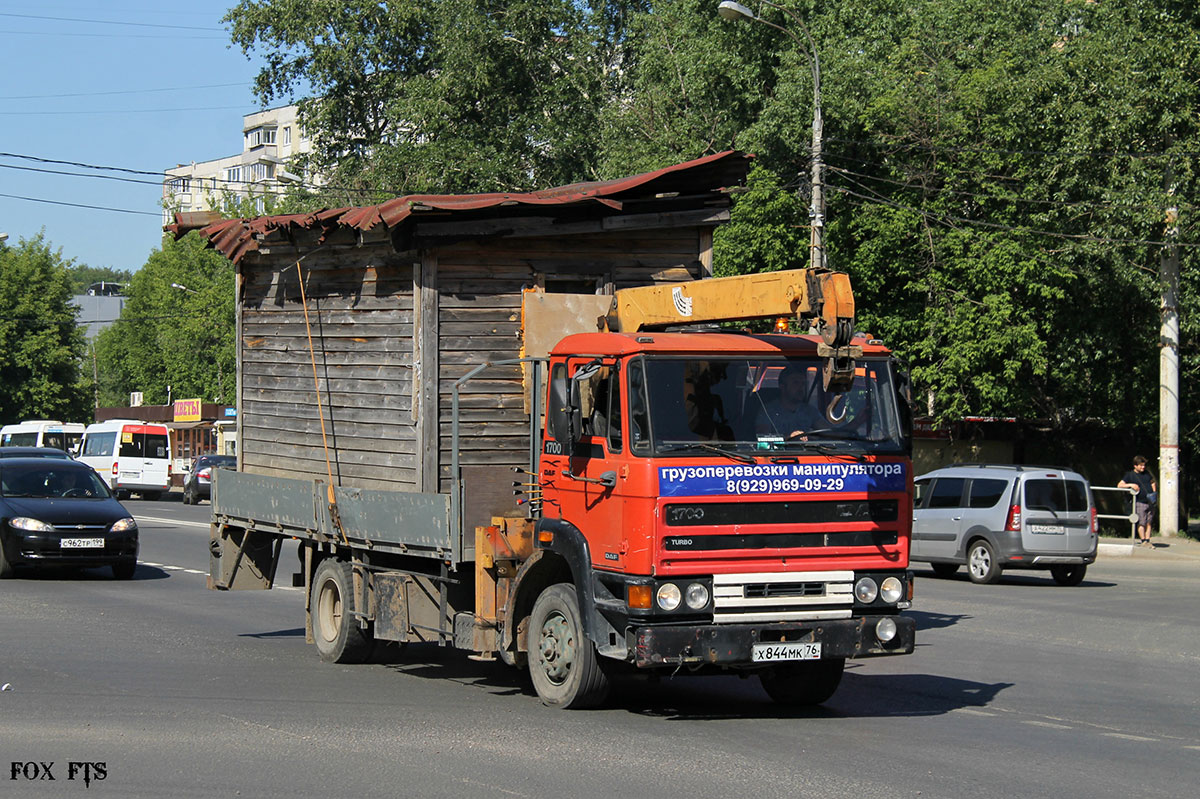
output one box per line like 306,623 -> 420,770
1098,542 -> 1135,558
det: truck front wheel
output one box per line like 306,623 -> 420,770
759,658 -> 845,706
528,584 -> 609,709
311,559 -> 373,664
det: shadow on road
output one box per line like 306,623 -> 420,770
907,609 -> 970,630
240,627 -> 306,639
11,564 -> 170,582
373,643 -> 1013,719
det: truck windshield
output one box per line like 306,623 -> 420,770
628,356 -> 907,456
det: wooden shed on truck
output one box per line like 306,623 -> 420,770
168,151 -> 751,536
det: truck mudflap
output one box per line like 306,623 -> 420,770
632,615 -> 915,668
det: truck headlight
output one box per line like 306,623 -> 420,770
876,617 -> 898,643
656,583 -> 682,611
880,576 -> 903,604
10,517 -> 54,532
854,577 -> 878,603
684,582 -> 710,610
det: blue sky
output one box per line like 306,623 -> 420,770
0,1 -> 276,272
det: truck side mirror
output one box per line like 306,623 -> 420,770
548,360 -> 603,449
548,364 -> 578,447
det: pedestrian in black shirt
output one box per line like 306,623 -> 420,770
1118,455 -> 1157,547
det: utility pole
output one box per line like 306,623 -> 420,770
1159,172 -> 1180,537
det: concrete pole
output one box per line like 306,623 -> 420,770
1159,193 -> 1180,537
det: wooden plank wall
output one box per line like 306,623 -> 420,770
238,244 -> 420,490
233,224 -> 709,506
435,229 -> 708,498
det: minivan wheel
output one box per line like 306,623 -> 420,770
967,539 -> 1001,584
1050,564 -> 1086,586
931,563 -> 959,578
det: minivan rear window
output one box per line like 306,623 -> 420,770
1024,479 -> 1089,512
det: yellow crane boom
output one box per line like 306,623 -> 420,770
601,268 -> 861,390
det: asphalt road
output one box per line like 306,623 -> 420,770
1,497 -> 1197,798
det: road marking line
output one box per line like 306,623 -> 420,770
183,569 -> 206,575
134,515 -> 210,530
1022,720 -> 1073,730
1102,733 -> 1158,742
162,565 -> 183,571
1184,746 -> 1200,752
142,561 -> 162,567
955,709 -> 996,717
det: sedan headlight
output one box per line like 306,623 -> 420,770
880,576 -> 904,604
110,517 -> 137,533
656,583 -> 682,611
854,577 -> 879,603
10,517 -> 55,532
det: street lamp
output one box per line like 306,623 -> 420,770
718,0 -> 825,271
170,281 -> 224,403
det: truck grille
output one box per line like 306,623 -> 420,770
712,570 -> 854,623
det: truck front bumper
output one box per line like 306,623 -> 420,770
632,615 -> 915,669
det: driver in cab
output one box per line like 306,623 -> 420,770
756,365 -> 824,441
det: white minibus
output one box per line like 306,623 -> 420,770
0,420 -> 85,452
78,420 -> 172,500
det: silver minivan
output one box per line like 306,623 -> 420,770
911,464 -> 1098,585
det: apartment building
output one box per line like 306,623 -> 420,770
162,105 -> 315,225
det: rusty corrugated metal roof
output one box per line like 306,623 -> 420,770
165,150 -> 752,264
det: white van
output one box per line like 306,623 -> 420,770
0,420 -> 85,452
78,420 -> 173,500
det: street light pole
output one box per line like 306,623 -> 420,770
718,0 -> 825,271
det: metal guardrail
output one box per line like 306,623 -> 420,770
1092,485 -> 1138,538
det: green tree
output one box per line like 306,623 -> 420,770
225,0 -> 645,201
94,233 -> 235,408
0,234 -> 90,423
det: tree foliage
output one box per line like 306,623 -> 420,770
0,234 -> 90,424
223,0 -> 1200,457
94,234 -> 235,408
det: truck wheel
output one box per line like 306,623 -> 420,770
967,539 -> 1001,584
759,658 -> 845,706
931,563 -> 959,578
1050,564 -> 1086,586
528,583 -> 609,709
311,559 -> 373,664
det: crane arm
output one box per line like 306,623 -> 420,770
600,268 -> 861,389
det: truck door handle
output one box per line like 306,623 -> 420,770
952,516 -> 962,521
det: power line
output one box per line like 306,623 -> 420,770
827,136 -> 1200,161
0,191 -> 160,218
828,183 -> 1200,252
825,161 -> 1196,215
0,82 -> 249,101
2,29 -> 225,40
0,106 -> 248,117
0,11 -> 223,31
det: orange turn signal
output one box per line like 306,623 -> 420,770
627,585 -> 653,609
537,530 -> 554,544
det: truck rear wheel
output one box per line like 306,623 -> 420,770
528,583 -> 609,709
759,658 -> 845,706
311,559 -> 373,664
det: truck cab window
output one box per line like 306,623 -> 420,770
607,367 -> 622,453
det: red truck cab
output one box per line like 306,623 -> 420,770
534,330 -> 915,706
